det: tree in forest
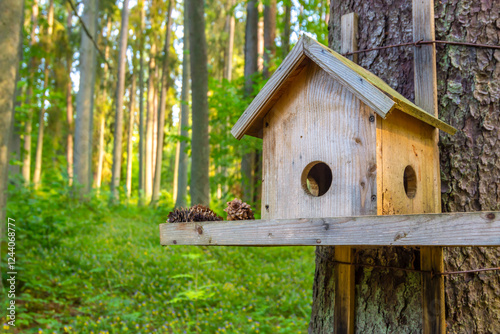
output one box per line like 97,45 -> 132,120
138,0 -> 146,200
188,0 -> 210,206
22,0 -> 39,184
308,0 -> 500,332
66,3 -> 74,184
125,73 -> 136,198
74,0 -> 99,196
241,0 -> 259,203
110,0 -> 131,202
95,16 -> 112,190
33,0 -> 54,188
263,0 -> 276,79
173,0 -> 190,208
0,0 -> 24,291
151,0 -> 174,205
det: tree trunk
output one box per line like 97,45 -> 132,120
33,0 -> 54,188
151,0 -> 174,205
309,1 -> 500,332
110,0 -> 131,202
126,73 -> 136,198
241,0 -> 259,203
174,0 -> 190,208
282,4 -> 291,58
138,0 -> 146,201
435,0 -> 500,331
74,0 -> 98,196
0,0 -> 24,291
66,4 -> 74,185
95,16 -> 112,190
22,0 -> 39,184
188,0 -> 210,206
145,43 -> 157,200
263,0 -> 276,79
224,0 -> 235,81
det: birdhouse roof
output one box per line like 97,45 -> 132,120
231,36 -> 457,139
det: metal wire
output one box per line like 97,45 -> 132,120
342,39 -> 500,57
316,250 -> 500,277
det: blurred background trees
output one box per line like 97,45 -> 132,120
4,0 -> 328,213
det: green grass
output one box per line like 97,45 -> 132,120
2,187 -> 315,333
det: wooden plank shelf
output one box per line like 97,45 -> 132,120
160,211 -> 500,247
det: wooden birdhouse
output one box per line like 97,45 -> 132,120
232,36 -> 456,221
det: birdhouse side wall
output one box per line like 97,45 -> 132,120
376,110 -> 441,215
261,62 -> 377,220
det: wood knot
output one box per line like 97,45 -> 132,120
196,226 -> 203,235
486,213 -> 496,220
172,240 -> 177,244
394,231 -> 407,241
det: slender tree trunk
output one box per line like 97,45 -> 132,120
282,4 -> 291,58
66,5 -> 74,185
308,1 -> 500,332
145,43 -> 157,200
151,0 -> 174,205
263,0 -> 276,79
151,65 -> 159,186
22,0 -> 39,184
126,73 -> 136,198
33,0 -> 54,188
257,4 -> 264,71
173,0 -> 190,208
110,0 -> 131,202
224,0 -> 235,81
138,0 -> 146,201
241,0 -> 259,203
0,0 -> 24,292
74,0 -> 98,196
188,0 -> 210,206
95,17 -> 112,190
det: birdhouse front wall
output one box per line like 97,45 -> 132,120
376,110 -> 441,216
261,62 -> 377,220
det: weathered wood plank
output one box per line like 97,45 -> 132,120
231,38 -> 306,140
413,0 -> 445,332
341,13 -> 358,63
159,211 -> 500,247
303,37 -> 397,120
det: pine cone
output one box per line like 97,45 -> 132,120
224,199 -> 255,221
167,207 -> 190,223
188,205 -> 223,222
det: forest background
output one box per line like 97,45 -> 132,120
0,0 -> 328,332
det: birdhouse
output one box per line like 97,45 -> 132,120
232,36 -> 456,220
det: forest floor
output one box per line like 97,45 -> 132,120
2,185 -> 314,333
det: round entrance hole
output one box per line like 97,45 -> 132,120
301,161 -> 333,197
403,165 -> 417,199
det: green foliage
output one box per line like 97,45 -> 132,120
2,191 -> 314,333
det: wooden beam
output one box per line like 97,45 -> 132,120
412,0 -> 445,332
333,15 -> 359,334
159,211 -> 500,247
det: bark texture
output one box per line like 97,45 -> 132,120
309,0 -> 500,332
74,0 -> 98,195
110,0 -> 131,201
435,0 -> 500,331
174,0 -> 190,209
0,0 -> 24,229
188,0 -> 210,206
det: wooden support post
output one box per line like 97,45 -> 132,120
413,0 -> 445,332
334,13 -> 359,334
